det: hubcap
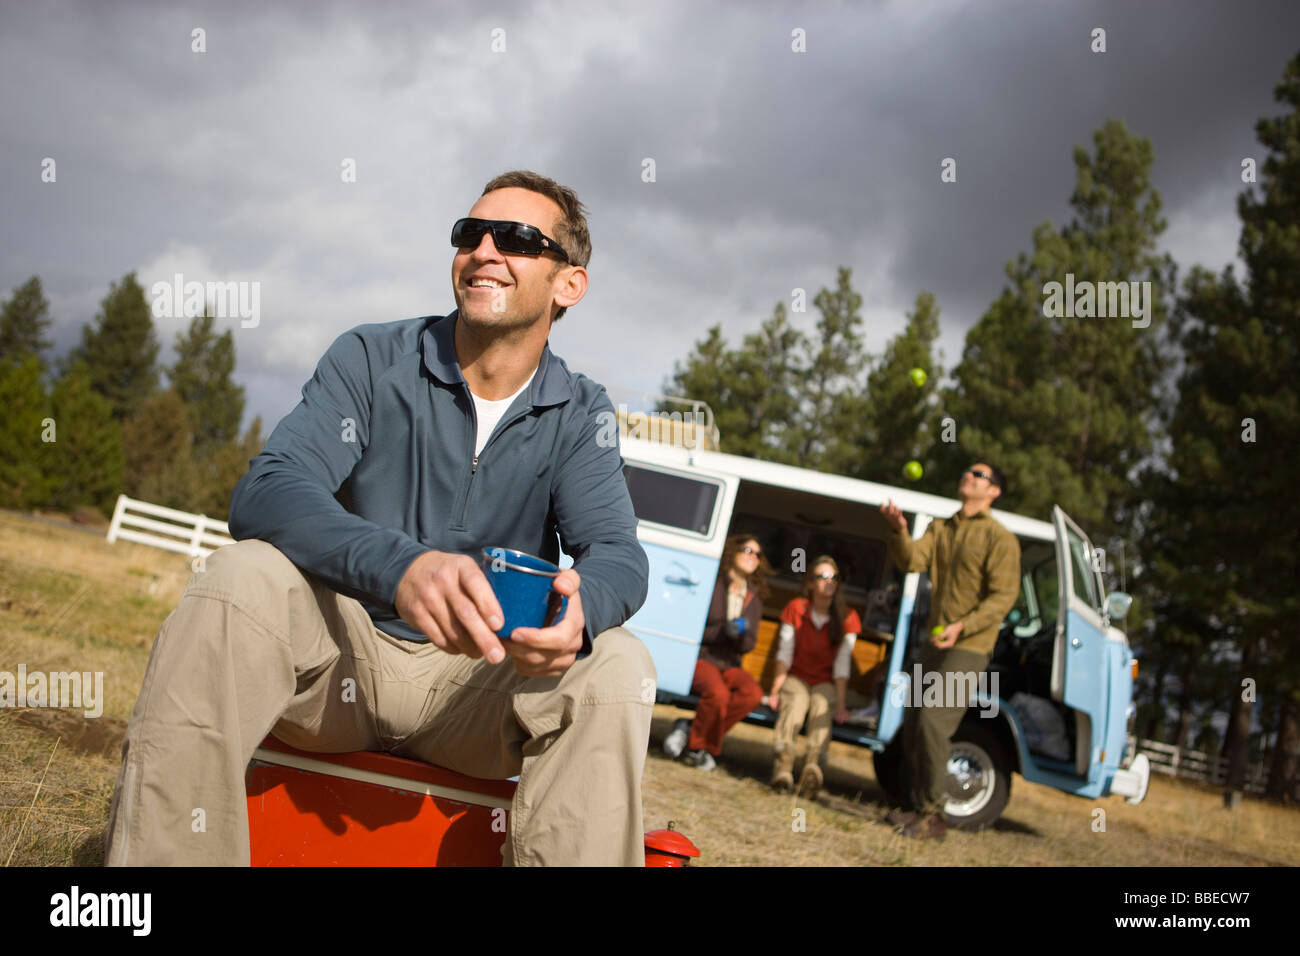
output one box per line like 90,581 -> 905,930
945,742 -> 995,817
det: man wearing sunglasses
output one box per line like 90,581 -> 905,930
879,462 -> 1021,841
106,171 -> 654,867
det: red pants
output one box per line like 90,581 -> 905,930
689,660 -> 764,756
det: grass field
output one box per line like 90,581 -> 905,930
1,508 -> 1296,867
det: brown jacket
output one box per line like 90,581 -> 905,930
697,576 -> 763,671
888,509 -> 1021,657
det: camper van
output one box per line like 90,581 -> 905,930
615,408 -> 1151,830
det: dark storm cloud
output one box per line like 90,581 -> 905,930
538,0 -> 1300,367
2,0 -> 1296,426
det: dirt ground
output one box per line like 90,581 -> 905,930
642,706 -> 1299,866
2,508 -> 1296,867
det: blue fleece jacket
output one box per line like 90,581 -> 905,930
227,312 -> 649,656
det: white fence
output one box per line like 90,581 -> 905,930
1128,736 -> 1268,794
106,494 -> 234,559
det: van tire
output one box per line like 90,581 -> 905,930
872,737 -> 909,807
942,722 -> 1012,831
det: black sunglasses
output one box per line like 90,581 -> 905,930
965,468 -> 992,481
451,218 -> 570,263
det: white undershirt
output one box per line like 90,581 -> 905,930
726,587 -> 745,620
470,370 -> 536,457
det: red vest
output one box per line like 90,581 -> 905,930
780,598 -> 861,687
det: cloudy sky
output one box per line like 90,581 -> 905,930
3,0 -> 1297,431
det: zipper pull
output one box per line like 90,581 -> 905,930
472,456 -> 479,474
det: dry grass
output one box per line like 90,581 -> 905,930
0,713 -> 118,866
643,707 -> 1300,866
1,508 -> 1296,867
0,509 -> 189,866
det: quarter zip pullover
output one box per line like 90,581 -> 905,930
228,312 -> 649,656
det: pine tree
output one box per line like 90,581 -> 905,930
1152,53 -> 1300,799
943,119 -> 1174,532
0,356 -> 54,508
44,363 -> 125,515
123,389 -> 201,510
195,415 -> 265,519
724,304 -> 805,463
662,305 -> 805,463
834,291 -> 944,491
168,311 -> 245,459
0,276 -> 54,374
662,324 -> 743,447
68,273 -> 159,422
784,268 -> 869,468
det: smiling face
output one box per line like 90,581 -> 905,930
451,187 -> 583,331
731,539 -> 762,578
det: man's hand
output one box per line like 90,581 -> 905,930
931,620 -> 963,649
504,569 -> 586,678
394,551 -> 507,663
834,707 -> 851,724
880,500 -> 908,536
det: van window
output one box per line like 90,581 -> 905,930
1064,525 -> 1100,610
1027,550 -> 1059,632
623,464 -> 720,535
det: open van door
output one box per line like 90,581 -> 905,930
1049,505 -> 1109,778
620,455 -> 739,696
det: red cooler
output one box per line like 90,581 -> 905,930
245,735 -> 516,866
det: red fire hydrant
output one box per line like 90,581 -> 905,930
643,821 -> 700,867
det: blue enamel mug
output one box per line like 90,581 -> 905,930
480,547 -> 569,639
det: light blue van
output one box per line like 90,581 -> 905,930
617,419 -> 1150,830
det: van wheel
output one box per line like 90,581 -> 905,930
872,736 -> 908,807
943,723 -> 1011,831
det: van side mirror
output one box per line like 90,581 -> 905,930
1105,591 -> 1132,620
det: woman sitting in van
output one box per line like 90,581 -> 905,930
768,556 -> 871,796
662,534 -> 767,771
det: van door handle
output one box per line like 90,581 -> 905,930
664,574 -> 700,587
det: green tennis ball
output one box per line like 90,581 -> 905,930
932,625 -> 945,636
903,460 -> 923,481
909,367 -> 927,387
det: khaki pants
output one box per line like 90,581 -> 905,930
772,675 -> 873,778
105,540 -> 655,867
901,646 -> 989,815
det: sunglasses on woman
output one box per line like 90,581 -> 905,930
451,218 -> 571,263
740,546 -> 763,557
813,572 -> 838,581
